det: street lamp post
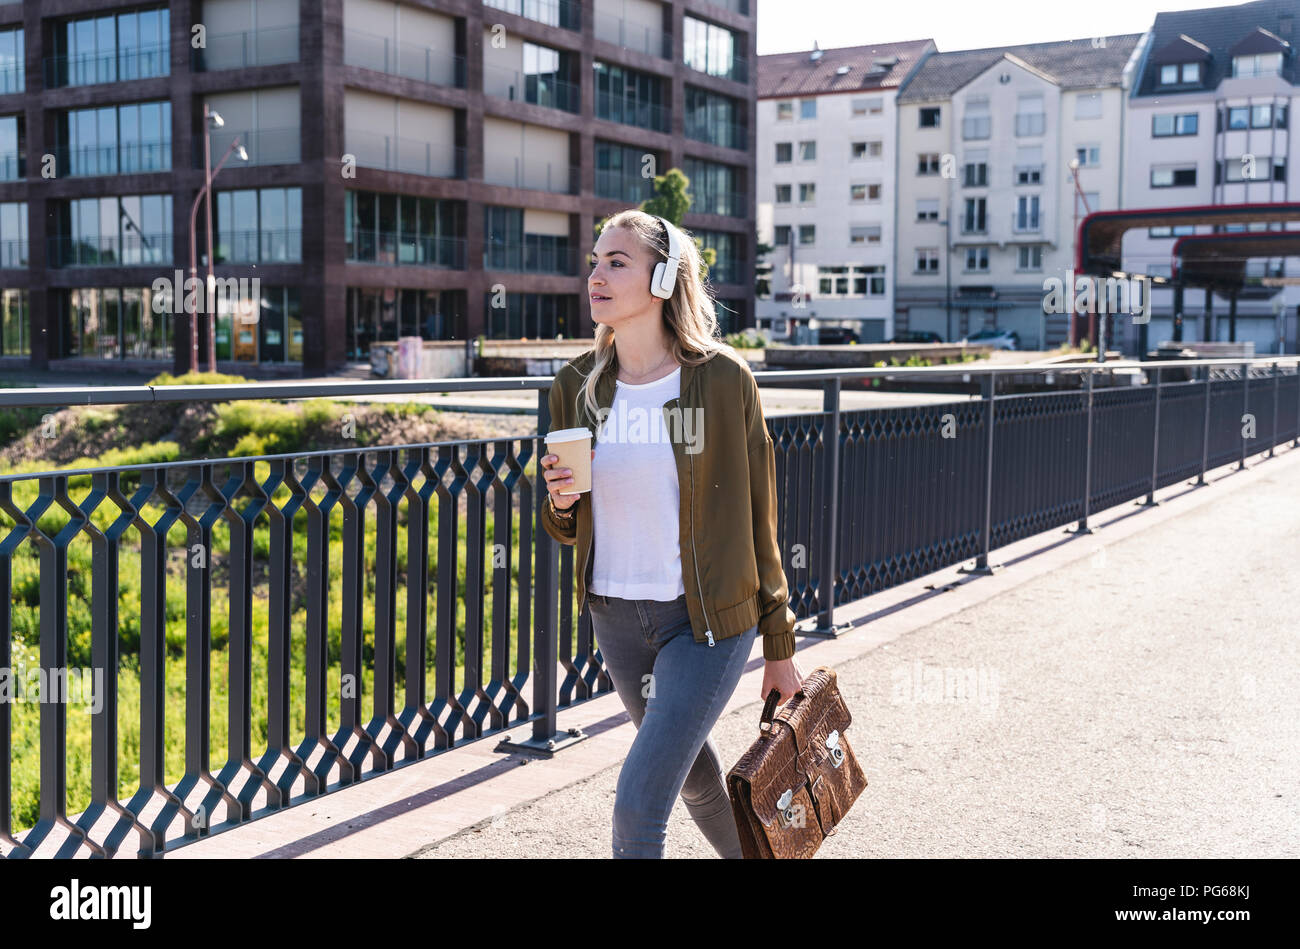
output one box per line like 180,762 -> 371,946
937,217 -> 952,342
187,106 -> 246,373
1068,157 -> 1092,351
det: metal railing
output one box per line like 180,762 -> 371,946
0,239 -> 25,269
55,142 -> 171,177
594,169 -> 656,203
48,233 -> 174,268
594,91 -> 671,133
684,114 -> 747,150
44,44 -> 169,87
216,229 -> 303,265
191,26 -> 299,71
592,12 -> 671,58
962,115 -> 991,140
483,157 -> 579,194
483,0 -> 582,31
346,135 -> 466,179
1,356 -> 1297,857
1011,211 -> 1044,233
1015,113 -> 1046,137
343,30 -> 465,88
346,232 -> 467,268
482,63 -> 581,113
483,240 -> 579,275
199,128 -> 300,168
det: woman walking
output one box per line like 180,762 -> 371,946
540,209 -> 804,858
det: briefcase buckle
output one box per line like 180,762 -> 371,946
826,729 -> 844,768
776,788 -> 797,828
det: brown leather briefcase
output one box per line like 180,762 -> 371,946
726,666 -> 867,858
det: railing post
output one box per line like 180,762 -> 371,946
1196,362 -> 1211,486
1294,358 -> 1300,449
1239,360 -> 1250,470
1143,366 -> 1161,506
1070,368 -> 1095,534
1270,361 -> 1279,458
498,385 -> 587,757
960,370 -> 1001,574
807,377 -> 846,636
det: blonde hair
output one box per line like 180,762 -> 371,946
577,209 -> 728,423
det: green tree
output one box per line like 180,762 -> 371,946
595,166 -> 716,281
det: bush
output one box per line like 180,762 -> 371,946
147,370 -> 252,387
725,329 -> 767,349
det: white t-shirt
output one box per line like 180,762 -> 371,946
588,365 -> 686,601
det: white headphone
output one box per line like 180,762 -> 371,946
649,215 -> 683,300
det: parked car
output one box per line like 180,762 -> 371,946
816,327 -> 860,344
963,328 -> 1020,350
887,330 -> 943,344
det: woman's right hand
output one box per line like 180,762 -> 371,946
541,450 -> 594,510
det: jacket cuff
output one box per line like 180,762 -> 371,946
761,629 -> 797,662
542,495 -> 578,542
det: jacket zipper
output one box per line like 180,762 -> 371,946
683,397 -> 715,647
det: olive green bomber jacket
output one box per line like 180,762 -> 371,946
540,346 -> 798,661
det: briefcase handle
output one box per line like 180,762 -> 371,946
758,685 -> 804,733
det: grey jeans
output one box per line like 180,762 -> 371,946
586,591 -> 754,859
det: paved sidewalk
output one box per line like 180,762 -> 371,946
419,448 -> 1300,859
168,439 -> 1300,859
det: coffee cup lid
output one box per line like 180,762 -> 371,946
545,427 -> 592,444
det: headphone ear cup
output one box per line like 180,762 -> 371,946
651,262 -> 666,298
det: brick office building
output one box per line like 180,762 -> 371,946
0,0 -> 757,375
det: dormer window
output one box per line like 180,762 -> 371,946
1233,52 -> 1283,78
1160,62 -> 1200,84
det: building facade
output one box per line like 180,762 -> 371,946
1121,0 -> 1300,354
754,39 -> 933,343
0,0 -> 758,375
892,35 -> 1144,349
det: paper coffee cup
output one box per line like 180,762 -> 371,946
545,427 -> 592,495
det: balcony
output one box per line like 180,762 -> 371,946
702,0 -> 750,12
483,239 -> 580,275
1015,113 -> 1045,137
0,154 -> 23,181
55,141 -> 171,177
483,0 -> 582,31
1011,211 -> 1044,234
594,169 -> 656,203
484,64 -> 580,113
216,229 -> 303,265
686,52 -> 749,84
44,44 -> 169,87
0,238 -> 26,268
48,233 -> 173,268
343,30 -> 466,87
346,134 -> 466,179
594,91 -> 671,133
960,216 -> 988,235
593,12 -> 671,58
347,231 -> 467,268
484,157 -> 579,194
199,128 -> 300,168
0,61 -> 22,94
684,114 -> 747,150
690,189 -> 748,218
191,26 -> 299,71
962,115 -> 991,140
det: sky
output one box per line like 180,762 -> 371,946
756,0 -> 1261,56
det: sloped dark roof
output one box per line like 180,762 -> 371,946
1134,0 -> 1300,97
896,34 -> 1144,102
757,39 -> 935,98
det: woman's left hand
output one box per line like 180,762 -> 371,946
761,656 -> 806,708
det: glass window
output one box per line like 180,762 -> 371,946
1160,64 -> 1178,84
0,28 -> 24,94
800,100 -> 816,119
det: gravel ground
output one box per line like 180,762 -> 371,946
418,458 -> 1300,858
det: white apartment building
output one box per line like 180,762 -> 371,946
755,40 -> 934,342
1121,0 -> 1300,355
893,36 -> 1144,349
